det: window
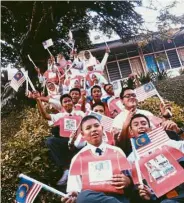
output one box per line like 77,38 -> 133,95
106,62 -> 121,81
118,60 -> 132,78
166,50 -> 181,68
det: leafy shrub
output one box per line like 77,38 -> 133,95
156,75 -> 184,107
138,72 -> 153,84
2,107 -> 63,203
138,97 -> 184,127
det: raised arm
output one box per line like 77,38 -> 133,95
36,98 -> 51,120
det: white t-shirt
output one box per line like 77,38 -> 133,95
112,108 -> 153,130
48,109 -> 85,126
66,142 -> 126,193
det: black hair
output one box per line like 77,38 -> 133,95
130,113 -> 151,128
104,83 -> 113,92
60,94 -> 72,104
120,87 -> 134,99
80,115 -> 100,130
91,101 -> 105,111
91,85 -> 101,95
69,88 -> 81,95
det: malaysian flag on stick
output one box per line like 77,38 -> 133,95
10,70 -> 26,92
132,127 -> 170,158
88,111 -> 113,132
15,174 -> 67,203
135,82 -> 158,102
15,176 -> 42,203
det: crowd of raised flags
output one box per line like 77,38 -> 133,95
12,30 -> 184,203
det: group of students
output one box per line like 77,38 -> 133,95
27,48 -> 184,203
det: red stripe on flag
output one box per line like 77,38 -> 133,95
26,184 -> 42,203
137,127 -> 170,157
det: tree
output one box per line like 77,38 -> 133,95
1,1 -> 143,74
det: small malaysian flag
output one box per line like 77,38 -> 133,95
15,177 -> 42,203
88,111 -> 113,132
10,70 -> 26,92
42,39 -> 53,49
133,127 -> 170,157
135,82 -> 158,102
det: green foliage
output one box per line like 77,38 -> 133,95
156,75 -> 184,107
138,97 -> 184,127
1,107 -> 63,202
138,72 -> 153,84
1,1 -> 142,71
155,70 -> 168,81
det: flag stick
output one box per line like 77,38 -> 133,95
83,78 -> 86,90
46,48 -> 53,57
23,71 -> 36,91
61,39 -> 73,49
27,76 -> 36,91
19,174 -> 67,197
130,138 -> 143,185
25,76 -> 29,95
100,35 -> 110,52
156,91 -> 172,117
27,55 -> 37,68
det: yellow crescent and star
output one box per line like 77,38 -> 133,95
136,137 -> 146,147
18,184 -> 29,198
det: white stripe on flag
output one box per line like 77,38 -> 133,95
26,184 -> 42,203
100,117 -> 113,132
137,127 -> 170,157
135,82 -> 158,102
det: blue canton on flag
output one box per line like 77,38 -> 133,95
15,177 -> 42,203
14,71 -> 24,81
10,70 -> 26,92
144,82 -> 155,92
133,133 -> 151,149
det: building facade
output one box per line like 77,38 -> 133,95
90,28 -> 184,82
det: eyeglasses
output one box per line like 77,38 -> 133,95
123,93 -> 136,98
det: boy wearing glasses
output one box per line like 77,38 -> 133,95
112,88 -> 153,155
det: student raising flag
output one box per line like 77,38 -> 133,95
132,126 -> 170,157
10,70 -> 26,92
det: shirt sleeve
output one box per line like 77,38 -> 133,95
50,113 -> 63,124
49,98 -> 61,111
167,140 -> 184,153
66,175 -> 82,193
112,112 -> 126,129
100,52 -> 109,70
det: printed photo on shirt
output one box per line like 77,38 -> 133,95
64,118 -> 77,131
88,160 -> 113,182
145,154 -> 175,182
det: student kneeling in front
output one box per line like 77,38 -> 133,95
62,115 -> 132,203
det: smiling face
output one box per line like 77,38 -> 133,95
130,117 -> 151,138
122,89 -> 137,110
70,90 -> 80,104
47,82 -> 55,91
81,118 -> 103,147
61,97 -> 73,113
91,87 -> 102,101
104,84 -> 114,96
